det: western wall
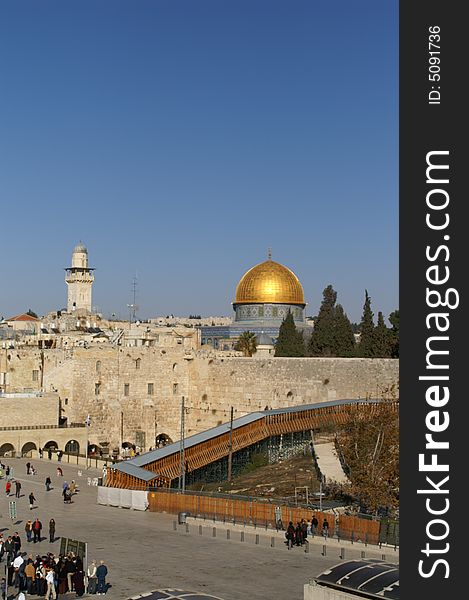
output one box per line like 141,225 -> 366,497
1,342 -> 399,454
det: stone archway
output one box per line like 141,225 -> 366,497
21,442 -> 37,457
44,440 -> 59,450
65,440 -> 80,455
0,443 -> 15,457
155,433 -> 173,448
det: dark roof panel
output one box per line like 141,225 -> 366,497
315,561 -> 399,600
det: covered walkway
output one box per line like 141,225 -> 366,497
106,398 -> 397,489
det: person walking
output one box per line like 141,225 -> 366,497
28,492 -> 36,510
32,518 -> 42,543
322,517 -> 330,538
45,476 -> 52,492
26,462 -> 31,475
311,514 -> 319,534
15,480 -> 21,498
24,521 -> 33,543
87,560 -> 97,595
49,519 -> 56,543
96,560 -> 108,595
285,521 -> 296,550
56,466 -> 63,477
5,481 -> 11,496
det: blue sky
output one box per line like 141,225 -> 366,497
0,0 -> 398,323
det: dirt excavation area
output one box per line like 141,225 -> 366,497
195,452 -> 323,502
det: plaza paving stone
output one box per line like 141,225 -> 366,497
1,458 -> 398,600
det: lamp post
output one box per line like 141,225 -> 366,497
179,396 -> 190,492
227,406 -> 234,482
85,414 -> 91,469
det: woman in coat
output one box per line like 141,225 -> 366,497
73,569 -> 86,597
49,519 -> 56,543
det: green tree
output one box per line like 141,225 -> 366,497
388,310 -> 400,358
334,304 -> 356,357
308,286 -> 355,357
373,311 -> 392,358
357,290 -> 375,357
275,311 -> 305,357
309,285 -> 337,356
234,331 -> 258,357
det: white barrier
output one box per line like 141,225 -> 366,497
97,486 -> 148,511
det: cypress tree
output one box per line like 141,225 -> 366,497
309,285 -> 337,356
275,311 -> 305,357
358,290 -> 375,357
373,311 -> 392,358
388,310 -> 400,358
334,304 -> 356,357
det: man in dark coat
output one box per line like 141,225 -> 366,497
32,519 -> 42,543
11,532 -> 21,558
96,561 -> 108,595
285,522 -> 295,550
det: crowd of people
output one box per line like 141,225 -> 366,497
284,515 -> 331,549
1,546 -> 109,598
0,460 -> 109,598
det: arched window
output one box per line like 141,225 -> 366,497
96,360 -> 101,373
136,358 -> 141,370
65,440 -> 80,454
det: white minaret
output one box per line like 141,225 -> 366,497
65,242 -> 95,312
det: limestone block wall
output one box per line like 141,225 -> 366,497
0,348 -> 43,393
0,393 -> 59,427
41,346 -> 191,451
185,356 -> 399,432
0,344 -> 399,454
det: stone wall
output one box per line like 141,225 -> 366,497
0,345 -> 399,453
0,393 -> 59,428
186,356 -> 399,432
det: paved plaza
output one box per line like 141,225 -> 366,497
1,458 -> 398,600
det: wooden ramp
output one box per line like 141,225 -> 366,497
106,398 -> 396,489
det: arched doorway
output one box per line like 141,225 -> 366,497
0,443 -> 15,457
21,442 -> 37,457
88,443 -> 99,456
65,440 -> 80,455
155,433 -> 173,448
44,440 -> 59,450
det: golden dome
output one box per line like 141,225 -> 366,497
235,259 -> 305,306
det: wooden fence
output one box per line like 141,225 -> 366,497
147,489 -> 388,546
